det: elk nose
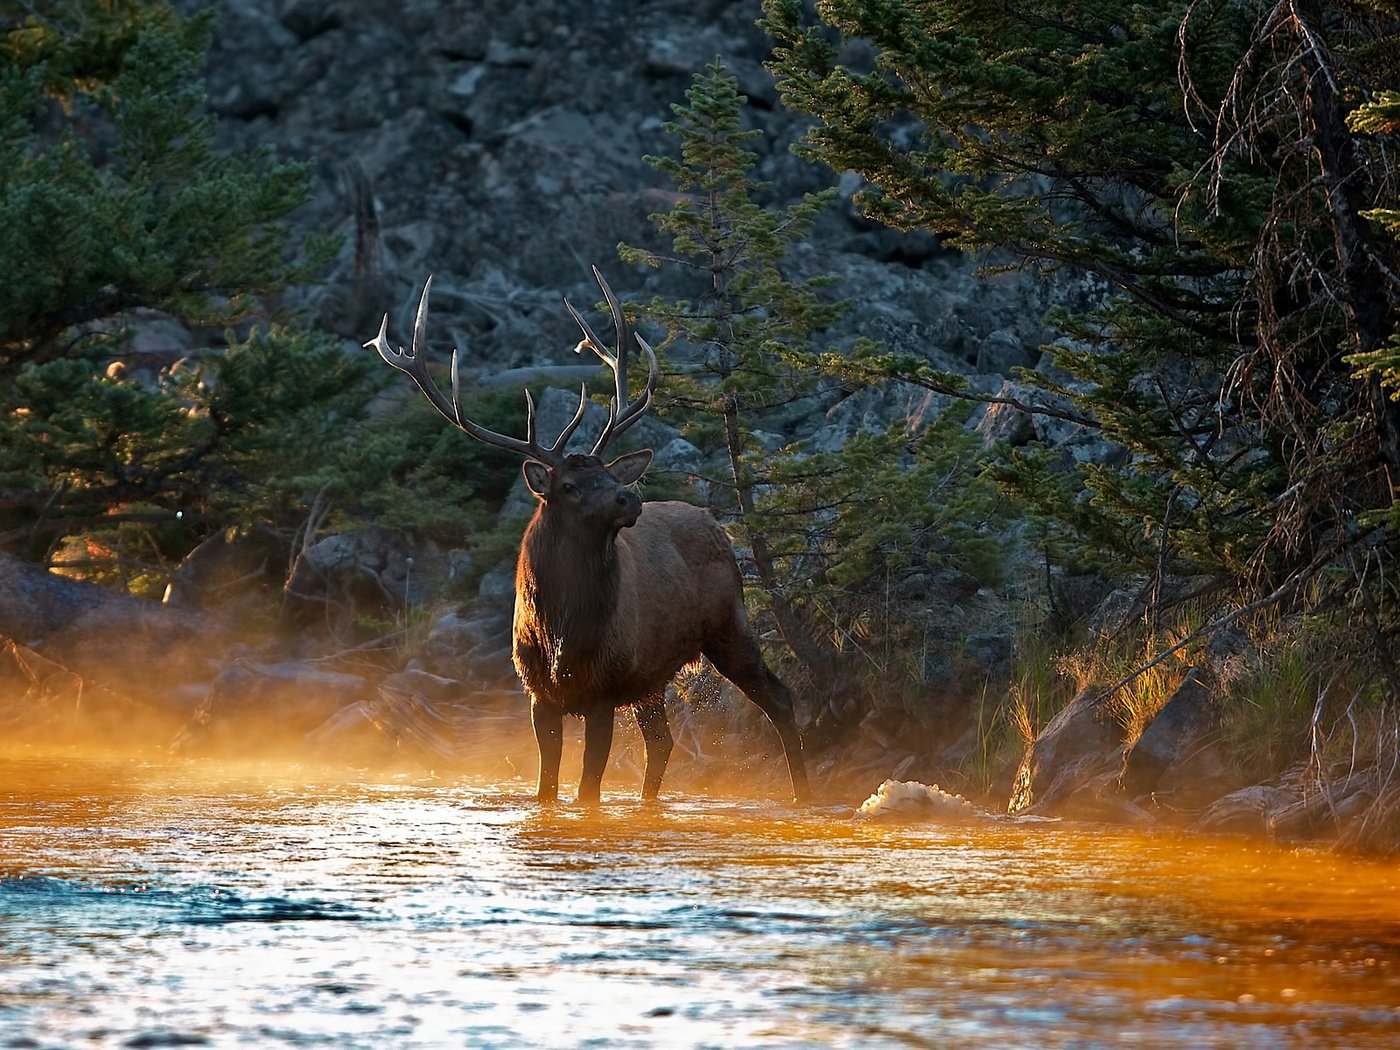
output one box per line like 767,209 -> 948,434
616,489 -> 642,524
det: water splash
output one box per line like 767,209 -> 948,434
853,778 -> 991,822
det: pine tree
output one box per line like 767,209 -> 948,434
622,60 -> 1006,722
0,1 -> 362,583
764,0 -> 1400,683
621,61 -> 842,684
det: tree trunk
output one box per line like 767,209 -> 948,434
719,394 -> 850,690
1296,0 -> 1400,493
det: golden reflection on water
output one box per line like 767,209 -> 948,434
3,749 -> 1400,1048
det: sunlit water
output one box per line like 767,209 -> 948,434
4,754 -> 1400,1048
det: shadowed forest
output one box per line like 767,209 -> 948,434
3,0 -> 1400,847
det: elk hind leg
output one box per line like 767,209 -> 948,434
704,636 -> 811,803
577,708 -> 615,804
632,696 -> 674,801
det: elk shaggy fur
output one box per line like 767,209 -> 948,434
369,270 -> 809,804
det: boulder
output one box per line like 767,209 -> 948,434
975,396 -> 1037,448
1123,668 -> 1234,808
173,659 -> 374,754
975,329 -> 1033,377
422,607 -> 514,685
283,527 -> 447,628
0,552 -> 224,704
1007,685 -> 1130,818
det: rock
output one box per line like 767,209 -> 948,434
174,659 -> 373,754
1088,584 -> 1152,637
163,526 -> 287,611
476,567 -> 516,605
1123,669 -> 1238,812
284,528 -> 447,627
975,329 -> 1032,376
810,381 -> 953,453
1124,669 -> 1213,787
1203,627 -> 1256,689
422,607 -> 513,684
652,436 -> 704,476
0,551 -> 224,705
963,627 -> 1014,674
1007,685 -> 1129,817
975,395 -> 1037,447
277,0 -> 346,42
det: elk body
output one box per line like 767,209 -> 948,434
367,269 -> 809,803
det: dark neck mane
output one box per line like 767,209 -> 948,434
517,509 -> 620,675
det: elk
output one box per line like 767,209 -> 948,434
366,268 -> 810,804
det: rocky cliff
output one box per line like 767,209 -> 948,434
193,0 -> 1071,396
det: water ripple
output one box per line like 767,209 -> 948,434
0,873 -> 367,925
4,757 -> 1400,1049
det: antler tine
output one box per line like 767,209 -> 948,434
541,384 -> 591,456
367,276 -> 459,425
563,269 -> 660,456
366,277 -> 565,466
605,332 -> 659,439
563,296 -> 614,368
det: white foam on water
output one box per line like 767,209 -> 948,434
853,778 -> 992,822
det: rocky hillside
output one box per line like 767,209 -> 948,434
194,0 -> 1076,394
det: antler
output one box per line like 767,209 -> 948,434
564,265 -> 660,456
366,269 -> 658,465
365,276 -> 587,469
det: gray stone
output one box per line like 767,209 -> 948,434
1007,685 -> 1128,817
174,659 -> 373,754
653,436 -> 705,475
1123,669 -> 1235,808
975,329 -> 1032,376
975,389 -> 1037,447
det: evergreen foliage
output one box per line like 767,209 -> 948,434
622,61 -> 1006,711
0,1 -> 365,580
764,0 -> 1400,691
1346,89 -> 1400,414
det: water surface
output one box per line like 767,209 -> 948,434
3,754 -> 1400,1048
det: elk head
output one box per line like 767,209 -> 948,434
364,266 -> 660,507
521,449 -> 653,539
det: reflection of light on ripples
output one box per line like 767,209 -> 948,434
3,757 -> 1400,1048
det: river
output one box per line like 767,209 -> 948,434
3,752 -> 1400,1048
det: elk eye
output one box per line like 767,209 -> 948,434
560,481 -> 578,496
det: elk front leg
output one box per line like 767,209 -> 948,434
633,698 -> 674,801
531,697 -> 563,802
578,709 -> 615,804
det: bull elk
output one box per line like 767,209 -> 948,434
366,268 -> 810,804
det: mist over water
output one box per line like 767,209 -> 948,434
4,752 -> 1400,1048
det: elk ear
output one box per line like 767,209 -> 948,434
522,459 -> 552,499
606,449 -> 653,486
